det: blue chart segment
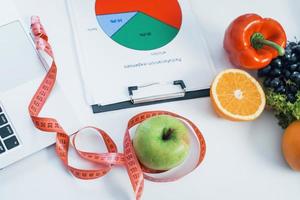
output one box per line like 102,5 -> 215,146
96,12 -> 137,37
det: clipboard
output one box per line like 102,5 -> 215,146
92,81 -> 210,113
67,0 -> 216,113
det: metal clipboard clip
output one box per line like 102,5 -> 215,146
128,80 -> 186,104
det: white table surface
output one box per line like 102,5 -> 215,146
2,0 -> 300,199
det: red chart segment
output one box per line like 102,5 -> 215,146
95,0 -> 182,29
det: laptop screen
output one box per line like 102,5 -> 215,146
0,21 -> 46,92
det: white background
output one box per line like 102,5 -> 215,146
1,0 -> 300,200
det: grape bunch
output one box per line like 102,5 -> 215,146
258,41 -> 300,103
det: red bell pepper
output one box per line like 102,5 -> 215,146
224,13 -> 287,69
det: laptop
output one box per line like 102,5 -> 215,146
0,1 -> 79,169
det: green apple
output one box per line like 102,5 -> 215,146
133,115 -> 190,171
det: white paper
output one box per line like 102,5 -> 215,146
67,0 -> 216,106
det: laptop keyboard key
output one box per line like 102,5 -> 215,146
4,136 -> 19,150
0,106 -> 2,113
0,114 -> 8,126
0,125 -> 13,139
0,140 -> 5,154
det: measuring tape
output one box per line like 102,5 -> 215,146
28,16 -> 206,200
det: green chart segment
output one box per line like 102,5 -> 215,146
111,12 -> 179,50
97,12 -> 180,51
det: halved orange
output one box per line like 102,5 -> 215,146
210,69 -> 266,121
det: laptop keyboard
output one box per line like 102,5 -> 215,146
0,105 -> 20,154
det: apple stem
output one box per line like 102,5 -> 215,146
162,128 -> 174,141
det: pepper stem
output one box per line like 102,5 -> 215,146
251,32 -> 285,56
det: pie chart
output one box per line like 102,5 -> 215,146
95,0 -> 182,51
